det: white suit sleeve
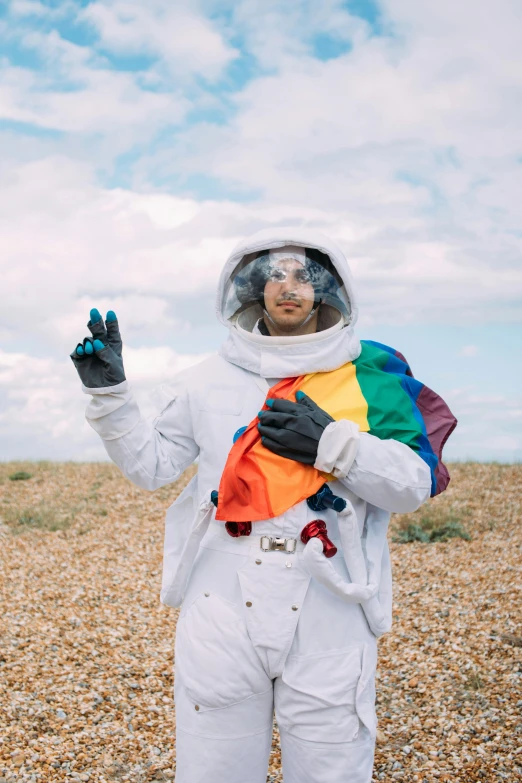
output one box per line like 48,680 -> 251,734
85,385 -> 199,491
315,421 -> 431,513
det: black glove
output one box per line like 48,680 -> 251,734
70,309 -> 126,389
257,391 -> 334,464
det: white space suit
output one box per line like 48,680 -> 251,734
83,227 -> 431,782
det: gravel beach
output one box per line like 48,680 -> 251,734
1,462 -> 520,782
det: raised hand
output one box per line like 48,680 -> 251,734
70,308 -> 126,389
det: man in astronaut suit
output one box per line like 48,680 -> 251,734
71,227 -> 433,783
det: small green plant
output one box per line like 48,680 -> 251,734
394,523 -> 430,543
9,471 -> 32,481
393,503 -> 471,544
429,519 -> 471,542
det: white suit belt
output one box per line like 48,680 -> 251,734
162,493 -> 389,637
167,492 -> 380,614
200,529 -> 341,556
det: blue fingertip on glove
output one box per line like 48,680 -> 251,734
296,391 -> 305,401
84,341 -> 94,355
106,310 -> 117,322
90,308 -> 102,324
76,345 -> 84,356
266,399 -> 274,408
93,339 -> 105,351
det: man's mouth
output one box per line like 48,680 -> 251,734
278,301 -> 300,308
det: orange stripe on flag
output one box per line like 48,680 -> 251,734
216,376 -> 329,523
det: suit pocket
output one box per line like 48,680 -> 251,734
276,644 -> 376,743
175,593 -> 271,712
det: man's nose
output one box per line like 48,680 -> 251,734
282,275 -> 298,294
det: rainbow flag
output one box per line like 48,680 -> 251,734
216,340 -> 457,523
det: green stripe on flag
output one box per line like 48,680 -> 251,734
353,342 -> 423,450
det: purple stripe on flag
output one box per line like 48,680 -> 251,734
393,349 -> 414,377
415,385 -> 458,495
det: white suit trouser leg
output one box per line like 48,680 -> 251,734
173,540 -> 377,782
174,678 -> 375,783
174,681 -> 274,783
279,729 -> 375,783
174,599 -> 376,781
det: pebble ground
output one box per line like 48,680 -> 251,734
0,462 -> 520,782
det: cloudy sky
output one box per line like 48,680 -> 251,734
0,0 -> 521,463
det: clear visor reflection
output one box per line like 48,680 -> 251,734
266,260 -> 311,287
266,260 -> 314,299
223,250 -> 351,322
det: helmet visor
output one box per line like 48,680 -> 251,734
222,245 -> 351,329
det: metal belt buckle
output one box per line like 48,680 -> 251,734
259,536 -> 297,553
260,535 -> 272,552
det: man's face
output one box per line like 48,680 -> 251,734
263,258 -> 316,332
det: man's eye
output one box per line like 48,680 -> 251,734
295,270 -> 311,283
269,270 -> 286,282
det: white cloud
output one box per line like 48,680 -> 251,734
1,0 -> 521,459
54,296 -> 182,345
0,350 -> 94,449
0,153 -> 520,366
0,156 -> 232,306
80,0 -> 239,80
458,345 -> 479,358
0,60 -> 188,136
0,345 -> 208,460
229,0 -> 370,68
146,1 -> 522,327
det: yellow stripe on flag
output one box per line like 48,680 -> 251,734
300,363 -> 370,432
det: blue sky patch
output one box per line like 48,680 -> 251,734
312,33 -> 352,61
0,119 -> 64,138
344,0 -> 383,31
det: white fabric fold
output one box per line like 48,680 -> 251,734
161,490 -> 216,608
81,379 -> 129,395
315,419 -> 360,478
301,498 -> 379,605
85,389 -> 141,440
340,432 -> 432,513
220,319 -> 361,377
